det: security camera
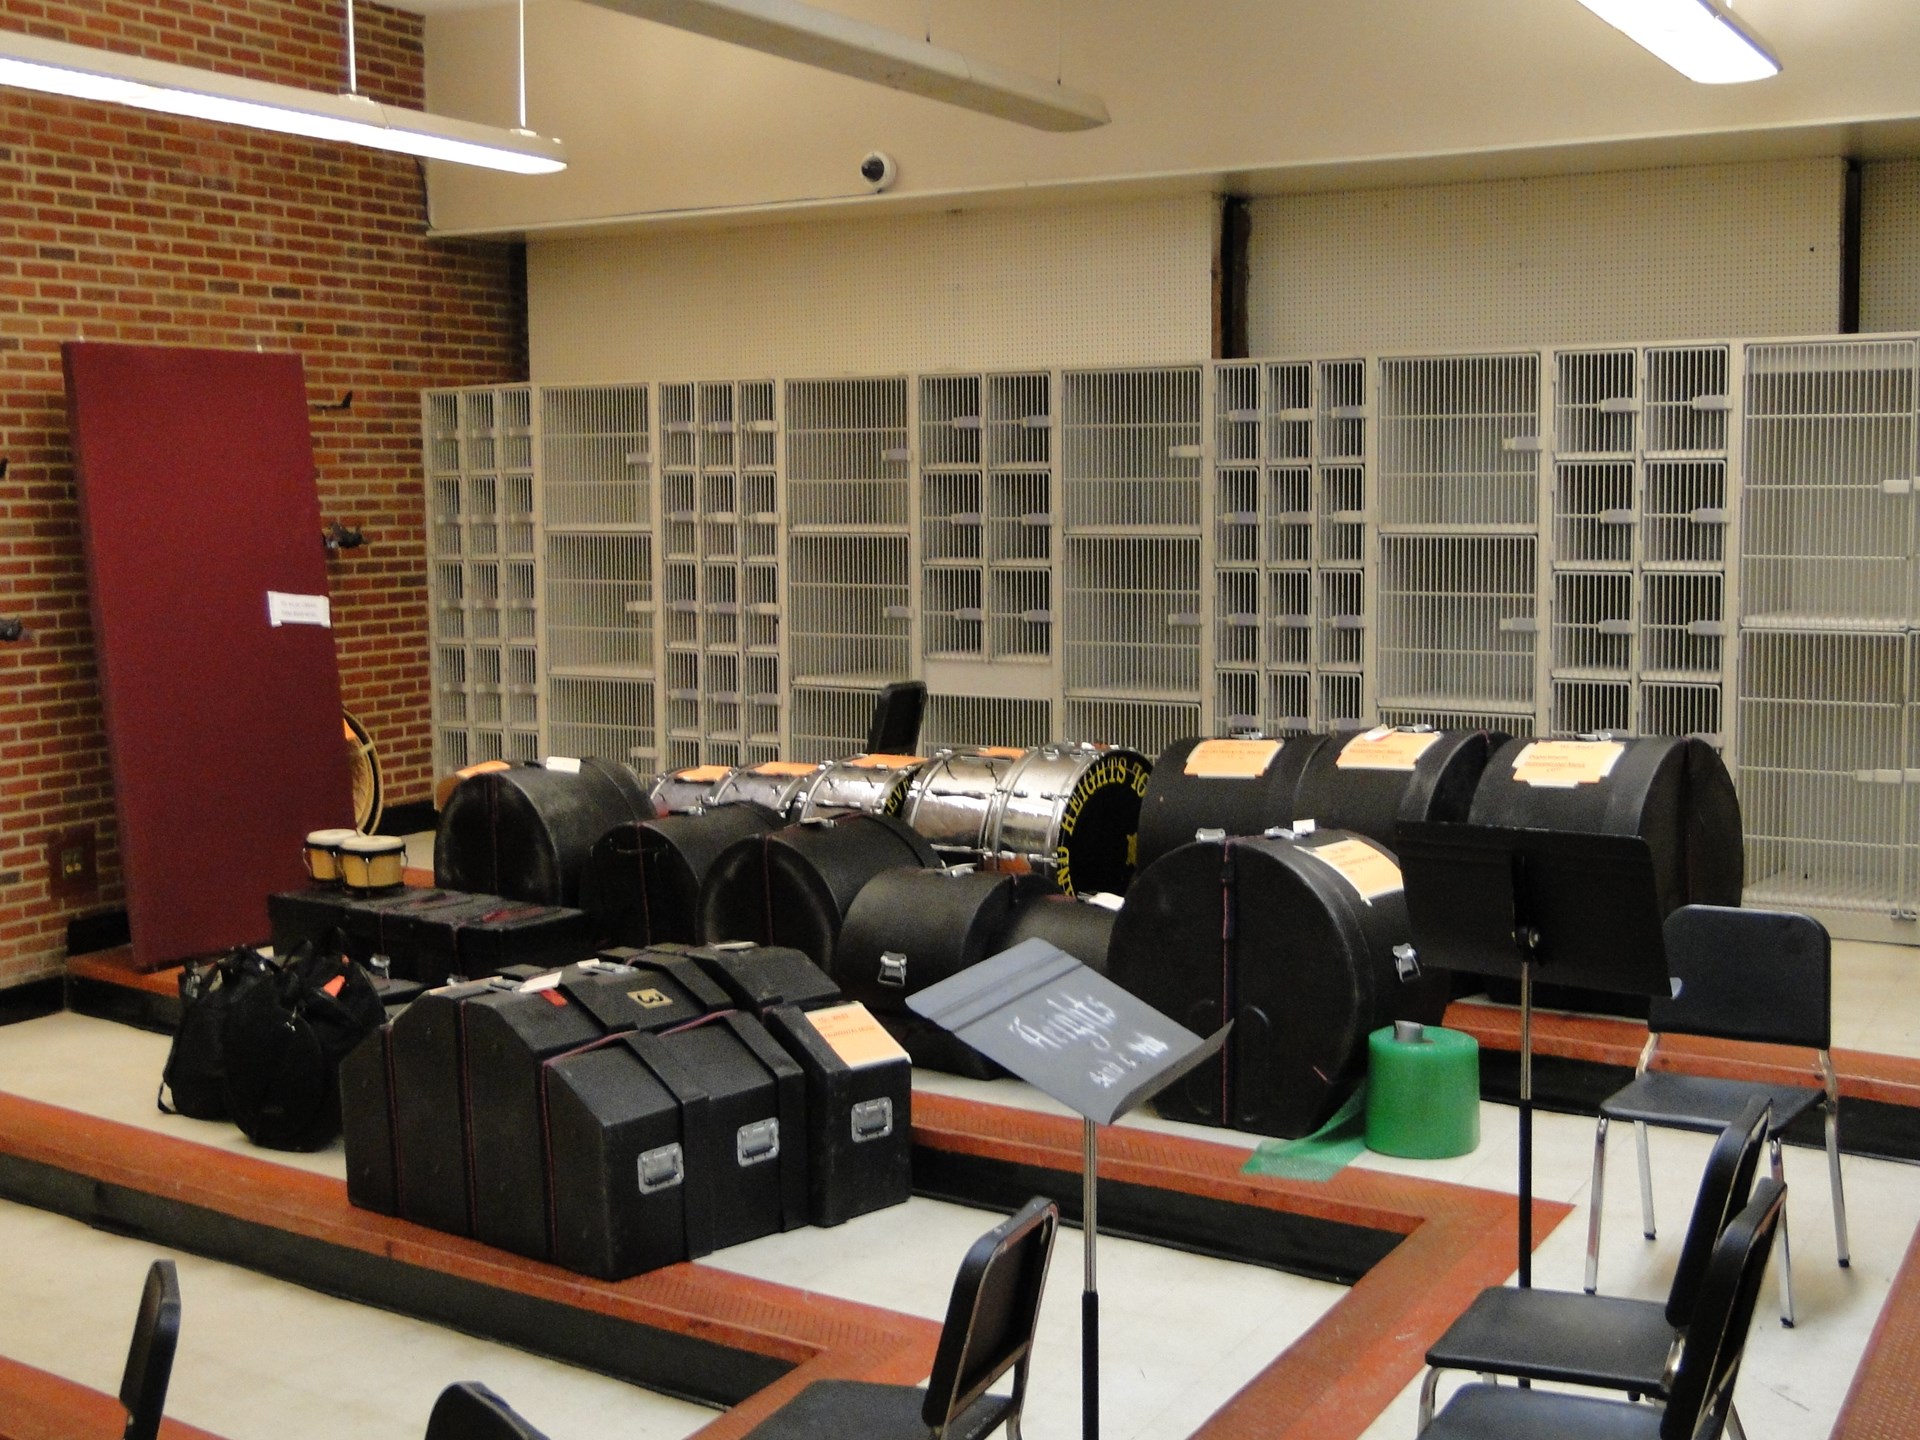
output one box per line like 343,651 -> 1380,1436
860,152 -> 897,192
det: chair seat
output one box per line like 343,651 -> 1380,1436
1420,1381 -> 1664,1440
1426,1287 -> 1678,1394
1599,1070 -> 1822,1134
739,1380 -> 1017,1440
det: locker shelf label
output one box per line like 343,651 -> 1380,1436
1335,728 -> 1440,772
1183,738 -> 1281,778
1511,740 -> 1625,788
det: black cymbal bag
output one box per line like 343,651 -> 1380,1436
668,941 -> 841,1014
762,1001 -> 912,1227
581,804 -> 780,947
699,814 -> 940,970
1466,735 -> 1743,918
543,1032 -> 709,1280
462,958 -> 716,1259
435,757 -> 655,907
834,866 -> 1019,1079
1107,830 -> 1448,1138
997,881 -> 1119,975
389,977 -> 517,1235
340,1023 -> 399,1215
1292,727 -> 1505,849
1135,735 -> 1328,873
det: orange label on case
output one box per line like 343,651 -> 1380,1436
675,765 -> 733,782
1183,738 -> 1282,778
1335,728 -> 1441,772
1511,740 -> 1624,788
1301,837 -> 1403,902
805,1002 -> 911,1069
752,762 -> 820,777
321,975 -> 345,998
847,753 -> 923,770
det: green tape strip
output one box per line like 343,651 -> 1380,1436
1240,1085 -> 1369,1182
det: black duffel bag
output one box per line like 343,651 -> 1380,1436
158,945 -> 277,1121
222,940 -> 384,1151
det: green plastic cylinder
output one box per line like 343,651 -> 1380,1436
1364,1024 -> 1480,1159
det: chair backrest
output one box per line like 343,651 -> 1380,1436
1652,905 -> 1831,1050
1664,1095 -> 1770,1328
866,681 -> 928,755
922,1196 -> 1060,1434
120,1259 -> 181,1440
424,1382 -> 552,1440
1660,1178 -> 1786,1440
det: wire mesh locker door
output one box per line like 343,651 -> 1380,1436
1743,339 -> 1918,629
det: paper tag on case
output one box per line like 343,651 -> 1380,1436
1183,738 -> 1281,778
1511,740 -> 1625,788
1300,837 -> 1404,903
1335,729 -> 1441,772
805,1002 -> 911,1069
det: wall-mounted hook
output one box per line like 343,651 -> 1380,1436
313,391 -> 354,413
322,521 -> 367,556
0,457 -> 10,478
0,617 -> 25,642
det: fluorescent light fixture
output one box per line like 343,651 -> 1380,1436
1570,0 -> 1780,84
0,30 -> 566,172
580,0 -> 1110,131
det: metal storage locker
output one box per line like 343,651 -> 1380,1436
920,694 -> 1052,749
539,383 -> 653,769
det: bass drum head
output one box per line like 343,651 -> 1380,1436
900,748 -> 1021,859
987,744 -> 1151,897
796,754 -> 925,823
649,764 -> 737,816
710,761 -> 825,822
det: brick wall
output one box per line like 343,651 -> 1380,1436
0,0 -> 524,987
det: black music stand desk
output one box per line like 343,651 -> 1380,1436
909,937 -> 1228,1440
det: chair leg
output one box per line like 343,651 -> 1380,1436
1827,1102 -> 1851,1268
1417,1368 -> 1443,1433
1005,1413 -> 1023,1440
1633,1121 -> 1656,1240
1585,1114 -> 1609,1293
1726,1402 -> 1748,1440
1771,1137 -> 1796,1328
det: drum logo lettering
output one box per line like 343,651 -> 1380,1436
1051,752 -> 1152,895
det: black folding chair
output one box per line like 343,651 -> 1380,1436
1585,905 -> 1847,1326
866,681 -> 928,755
1420,1177 -> 1786,1440
1419,1096 -> 1768,1433
424,1381 -> 551,1440
742,1197 -> 1059,1440
121,1259 -> 181,1440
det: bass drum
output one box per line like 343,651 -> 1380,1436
835,867 -> 1020,1079
899,747 -> 1025,861
1109,830 -> 1448,1139
434,757 -> 655,908
796,754 -> 926,822
983,743 -> 1152,897
709,760 -> 827,822
580,804 -> 780,947
1292,726 -> 1504,850
998,880 -> 1118,975
1135,735 -> 1327,874
648,764 -> 738,816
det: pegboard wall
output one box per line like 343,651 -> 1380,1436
1248,160 -> 1846,357
1862,160 -> 1920,333
528,194 -> 1218,382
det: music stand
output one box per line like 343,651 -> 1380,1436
1397,822 -> 1669,1287
908,938 -> 1229,1440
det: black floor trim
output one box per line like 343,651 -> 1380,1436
911,1142 -> 1400,1285
64,974 -> 179,1035
0,1148 -> 787,1408
0,978 -> 64,1028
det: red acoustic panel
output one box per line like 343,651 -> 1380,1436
64,343 -> 354,970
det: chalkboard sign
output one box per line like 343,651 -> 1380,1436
907,938 -> 1228,1125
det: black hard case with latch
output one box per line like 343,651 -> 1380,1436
462,960 -> 716,1259
761,1003 -> 911,1227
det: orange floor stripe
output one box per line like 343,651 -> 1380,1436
0,1352 -> 224,1440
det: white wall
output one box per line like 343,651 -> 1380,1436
527,194 -> 1218,381
1863,160 -> 1920,333
1246,160 -> 1846,357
